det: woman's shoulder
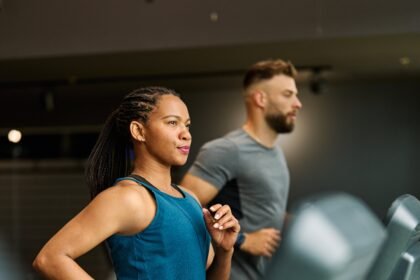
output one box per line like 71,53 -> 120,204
95,180 -> 153,210
90,179 -> 156,234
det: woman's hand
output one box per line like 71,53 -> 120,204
203,204 -> 240,251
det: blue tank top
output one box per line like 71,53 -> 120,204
106,176 -> 210,280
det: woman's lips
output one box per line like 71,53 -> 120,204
178,146 -> 190,154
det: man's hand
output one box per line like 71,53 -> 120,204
240,228 -> 281,257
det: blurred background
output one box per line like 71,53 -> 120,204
0,0 -> 419,279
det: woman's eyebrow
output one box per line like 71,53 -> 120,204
161,115 -> 191,122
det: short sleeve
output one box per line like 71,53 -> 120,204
188,138 -> 238,190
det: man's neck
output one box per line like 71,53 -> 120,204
242,121 -> 278,148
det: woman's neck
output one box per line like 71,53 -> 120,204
131,159 -> 172,190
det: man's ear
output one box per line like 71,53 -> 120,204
130,121 -> 146,142
252,90 -> 267,108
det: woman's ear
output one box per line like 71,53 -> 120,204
130,121 -> 146,142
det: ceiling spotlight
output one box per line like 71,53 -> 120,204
210,12 -> 219,22
8,129 -> 22,143
399,57 -> 411,66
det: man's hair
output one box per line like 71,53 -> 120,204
243,59 -> 297,90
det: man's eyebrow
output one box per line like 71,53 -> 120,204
283,89 -> 298,95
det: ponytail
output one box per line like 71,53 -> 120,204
85,109 -> 131,199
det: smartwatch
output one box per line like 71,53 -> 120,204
234,232 -> 246,249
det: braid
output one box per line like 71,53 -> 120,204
117,87 -> 179,130
86,86 -> 179,198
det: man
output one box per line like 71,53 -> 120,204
181,59 -> 302,279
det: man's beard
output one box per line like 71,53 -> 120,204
265,112 -> 294,133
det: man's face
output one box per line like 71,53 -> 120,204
262,75 -> 302,133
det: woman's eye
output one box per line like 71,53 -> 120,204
168,121 -> 177,126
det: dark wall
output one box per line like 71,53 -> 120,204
0,171 -> 114,279
281,79 -> 420,218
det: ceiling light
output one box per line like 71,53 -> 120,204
8,129 -> 22,143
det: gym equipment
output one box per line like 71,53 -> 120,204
266,193 -> 386,280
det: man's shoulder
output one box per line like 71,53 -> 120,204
202,129 -> 244,149
218,128 -> 250,144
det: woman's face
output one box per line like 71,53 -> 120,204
141,94 -> 192,167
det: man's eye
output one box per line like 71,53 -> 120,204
168,121 -> 177,126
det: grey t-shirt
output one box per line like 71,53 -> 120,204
189,129 -> 290,280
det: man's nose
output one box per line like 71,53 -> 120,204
294,96 -> 303,110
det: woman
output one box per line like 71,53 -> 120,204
33,87 -> 240,279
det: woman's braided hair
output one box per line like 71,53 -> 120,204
86,86 -> 179,198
